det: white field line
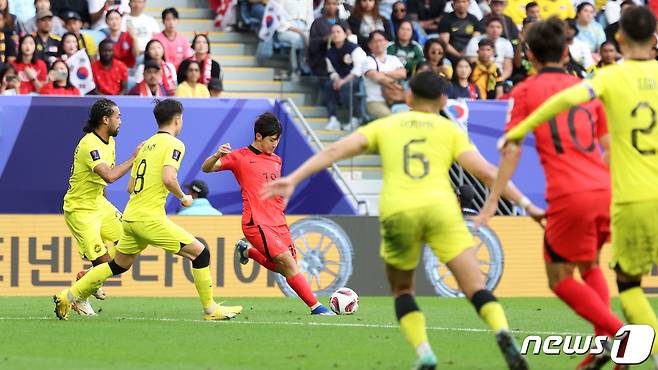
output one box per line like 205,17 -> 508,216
0,316 -> 587,336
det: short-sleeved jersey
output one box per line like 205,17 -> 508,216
357,111 -> 476,219
583,60 -> 658,204
122,132 -> 186,221
219,146 -> 286,226
506,69 -> 610,203
63,132 -> 116,212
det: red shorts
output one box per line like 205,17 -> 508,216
544,190 -> 610,263
242,224 -> 296,261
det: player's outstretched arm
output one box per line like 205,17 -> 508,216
94,141 -> 145,184
457,149 -> 544,225
505,83 -> 591,143
261,132 -> 370,204
162,165 -> 193,207
201,143 -> 231,173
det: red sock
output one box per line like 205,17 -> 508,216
286,273 -> 318,308
248,248 -> 277,272
554,277 -> 623,337
582,267 -> 613,336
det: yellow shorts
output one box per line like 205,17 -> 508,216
380,204 -> 474,271
611,200 -> 658,276
64,199 -> 122,261
116,218 -> 195,255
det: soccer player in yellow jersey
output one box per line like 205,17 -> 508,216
262,72 -> 543,370
63,98 -> 143,316
501,5 -> 658,360
54,99 -> 243,321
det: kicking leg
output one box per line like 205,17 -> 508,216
386,264 -> 436,370
273,251 -> 332,314
178,240 -> 242,320
447,247 -> 527,370
235,238 -> 277,271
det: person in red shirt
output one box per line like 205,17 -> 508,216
476,17 -> 624,369
92,39 -> 128,95
104,9 -> 137,69
11,34 -> 47,94
201,113 -> 335,315
39,58 -> 81,95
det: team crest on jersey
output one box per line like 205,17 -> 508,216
90,150 -> 100,161
172,149 -> 181,161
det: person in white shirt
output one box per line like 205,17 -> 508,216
121,0 -> 160,53
363,30 -> 405,119
277,0 -> 315,79
88,0 -> 130,30
566,18 -> 594,71
464,16 -> 513,80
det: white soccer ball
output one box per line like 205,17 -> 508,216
329,287 -> 359,315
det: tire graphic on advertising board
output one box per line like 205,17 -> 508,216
275,217 -> 354,297
423,220 -> 504,297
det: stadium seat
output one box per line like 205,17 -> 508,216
80,29 -> 108,47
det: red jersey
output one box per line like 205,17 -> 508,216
108,32 -> 136,68
92,59 -> 128,95
506,68 -> 610,202
12,60 -> 47,94
220,145 -> 287,226
39,82 -> 81,96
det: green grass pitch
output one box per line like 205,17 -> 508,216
0,296 -> 656,369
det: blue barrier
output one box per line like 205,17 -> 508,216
0,96 -> 356,214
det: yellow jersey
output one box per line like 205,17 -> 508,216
63,132 -> 115,212
505,0 -> 531,26
507,59 -> 658,204
357,111 -> 476,219
537,0 -> 575,19
123,132 -> 186,221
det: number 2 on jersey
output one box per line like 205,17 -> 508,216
631,102 -> 657,155
133,159 -> 147,193
403,139 -> 429,179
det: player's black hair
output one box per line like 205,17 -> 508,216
105,9 -> 122,20
84,98 -> 117,133
525,16 -> 567,64
162,7 -> 179,21
153,98 -> 184,126
254,112 -> 282,139
477,38 -> 495,50
409,71 -> 448,100
525,1 -> 538,11
620,6 -> 657,44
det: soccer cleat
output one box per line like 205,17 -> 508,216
311,305 -> 336,316
413,352 -> 437,370
204,304 -> 243,321
235,239 -> 250,265
496,330 -> 529,370
576,338 -> 612,370
72,298 -> 96,317
53,289 -> 72,320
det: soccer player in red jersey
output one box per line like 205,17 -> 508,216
201,112 -> 334,315
475,17 -> 624,369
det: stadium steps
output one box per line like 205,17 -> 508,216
148,0 -> 382,213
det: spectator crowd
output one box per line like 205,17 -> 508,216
0,0 -> 223,97
0,0 -> 657,128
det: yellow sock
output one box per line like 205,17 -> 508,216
400,311 -> 429,348
71,263 -> 113,299
192,267 -> 215,311
107,245 -> 116,259
620,287 -> 658,354
479,301 -> 509,332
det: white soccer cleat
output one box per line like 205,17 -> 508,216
71,298 -> 96,317
92,287 -> 106,300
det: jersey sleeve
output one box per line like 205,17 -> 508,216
452,125 -> 477,159
218,151 -> 240,172
504,86 -> 528,132
163,139 -> 185,170
356,120 -> 380,153
593,100 -> 609,138
81,139 -> 108,171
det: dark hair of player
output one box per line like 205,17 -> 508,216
83,98 -> 117,133
409,71 -> 448,100
254,112 -> 282,139
525,1 -> 538,11
525,16 -> 567,64
478,38 -> 495,49
620,6 -> 657,44
153,99 -> 184,126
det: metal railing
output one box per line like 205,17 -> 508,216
283,98 -> 369,215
